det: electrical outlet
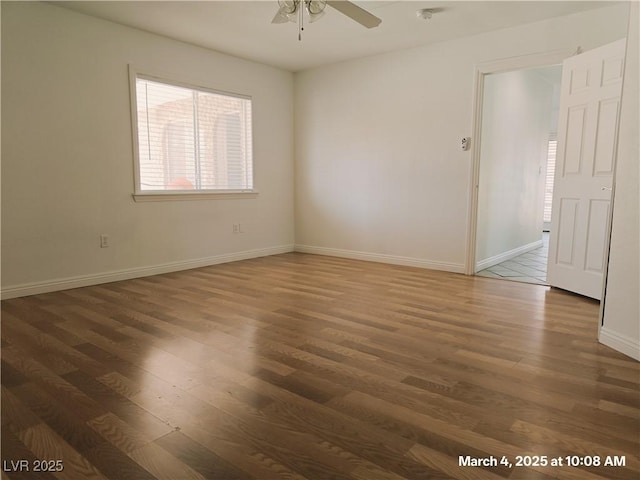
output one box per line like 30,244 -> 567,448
100,234 -> 109,248
232,224 -> 240,234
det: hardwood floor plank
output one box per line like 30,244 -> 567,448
598,399 -> 640,418
154,430 -> 252,480
1,387 -> 42,434
96,371 -> 142,399
255,381 -> 438,480
1,348 -> 106,422
406,443 -> 506,480
10,382 -> 105,455
127,441 -> 205,480
1,361 -> 29,389
181,424 -> 311,480
1,425 -> 58,480
3,314 -> 110,378
61,370 -> 176,441
87,412 -> 155,454
16,424 -> 108,480
82,442 -> 157,480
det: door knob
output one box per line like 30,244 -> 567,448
601,187 -> 612,191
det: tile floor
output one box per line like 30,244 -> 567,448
476,233 -> 549,285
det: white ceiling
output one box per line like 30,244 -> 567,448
53,1 -> 613,72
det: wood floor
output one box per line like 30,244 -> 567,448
1,253 -> 639,480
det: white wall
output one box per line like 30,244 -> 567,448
1,2 -> 295,297
476,68 -> 557,269
294,4 -> 629,271
549,80 -> 562,134
601,2 -> 639,361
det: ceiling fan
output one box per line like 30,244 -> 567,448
272,0 -> 382,39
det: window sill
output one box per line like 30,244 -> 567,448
132,190 -> 259,202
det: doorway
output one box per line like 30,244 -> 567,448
464,48 -> 575,281
473,65 -> 562,285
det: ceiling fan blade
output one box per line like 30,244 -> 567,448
326,1 -> 381,28
272,10 -> 290,24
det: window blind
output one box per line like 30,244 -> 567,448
135,76 -> 253,192
543,136 -> 557,224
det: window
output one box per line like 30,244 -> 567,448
130,70 -> 254,200
543,134 -> 557,225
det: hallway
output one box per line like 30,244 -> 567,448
476,233 -> 549,285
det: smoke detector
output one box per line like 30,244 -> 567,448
416,8 -> 434,20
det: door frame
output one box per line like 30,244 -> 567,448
465,47 -> 579,276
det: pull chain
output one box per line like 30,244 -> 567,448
298,1 -> 304,41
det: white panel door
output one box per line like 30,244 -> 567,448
547,39 -> 626,300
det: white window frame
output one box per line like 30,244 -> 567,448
128,66 -> 257,202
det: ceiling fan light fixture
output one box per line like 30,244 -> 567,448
306,0 -> 327,22
276,0 -> 299,23
306,0 -> 326,15
278,0 -> 298,15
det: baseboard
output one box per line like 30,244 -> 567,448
1,244 -> 295,300
475,239 -> 544,272
599,327 -> 640,361
294,244 -> 465,274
